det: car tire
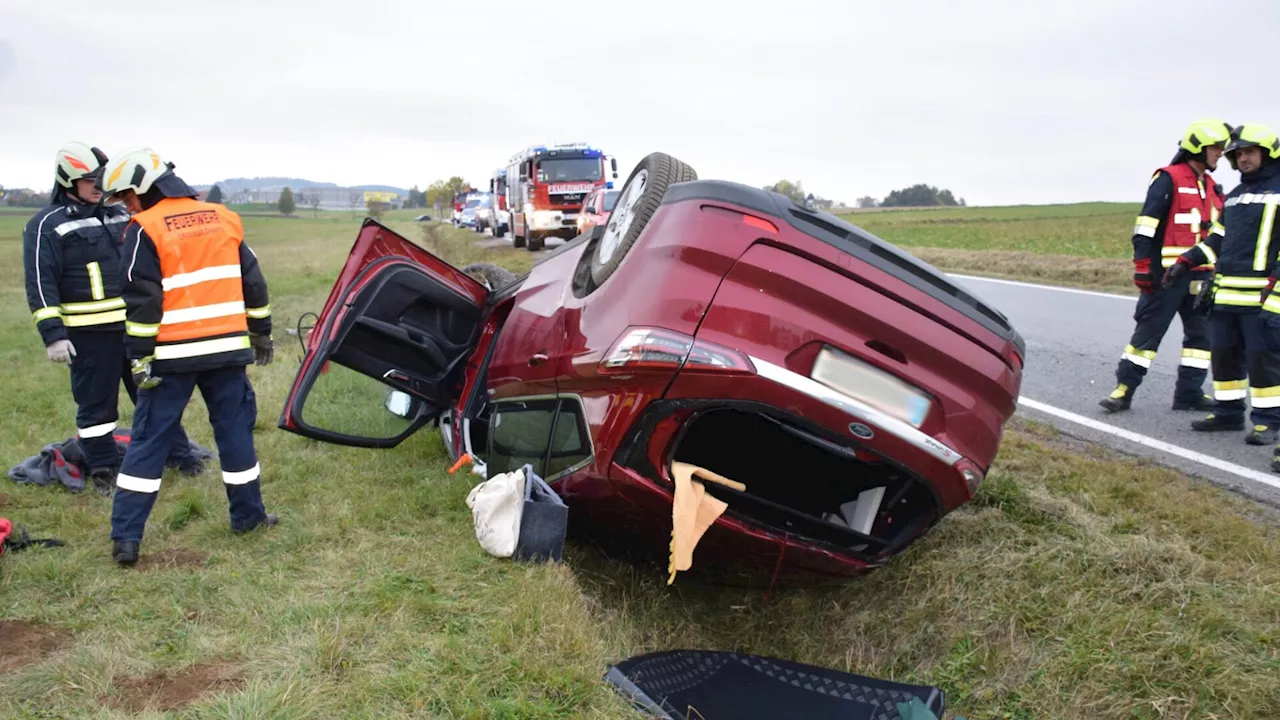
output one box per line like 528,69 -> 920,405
495,223 -> 506,239
589,152 -> 697,287
528,232 -> 545,252
461,262 -> 518,291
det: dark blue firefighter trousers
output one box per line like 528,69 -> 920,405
68,328 -> 196,471
111,365 -> 267,542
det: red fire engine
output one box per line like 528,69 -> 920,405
502,143 -> 617,251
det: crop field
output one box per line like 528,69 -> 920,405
843,202 -> 1142,292
0,208 -> 1277,719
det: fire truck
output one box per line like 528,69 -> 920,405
503,143 -> 618,251
487,169 -> 510,238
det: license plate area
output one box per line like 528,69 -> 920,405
810,346 -> 932,428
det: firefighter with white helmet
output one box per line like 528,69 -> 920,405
98,148 -> 276,565
22,143 -> 203,494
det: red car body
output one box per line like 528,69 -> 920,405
280,178 -> 1024,586
576,188 -> 619,235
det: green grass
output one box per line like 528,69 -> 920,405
1,209 -> 1278,718
841,202 -> 1143,292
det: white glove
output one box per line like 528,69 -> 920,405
46,339 -> 76,364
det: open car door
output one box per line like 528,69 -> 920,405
279,219 -> 489,448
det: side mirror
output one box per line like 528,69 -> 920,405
610,158 -> 618,172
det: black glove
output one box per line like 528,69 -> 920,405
130,356 -> 161,390
1193,275 -> 1216,315
251,334 -> 274,366
1162,257 -> 1191,289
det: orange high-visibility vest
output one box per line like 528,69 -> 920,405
129,198 -> 249,352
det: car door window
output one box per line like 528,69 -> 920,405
488,399 -> 557,479
546,398 -> 591,478
486,397 -> 593,481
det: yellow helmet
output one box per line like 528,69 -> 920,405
99,148 -> 171,198
1225,124 -> 1280,168
1179,119 -> 1232,154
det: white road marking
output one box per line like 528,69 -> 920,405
950,273 -> 1136,301
939,275 -> 1276,489
1017,396 -> 1280,491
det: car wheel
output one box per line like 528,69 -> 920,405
495,223 -> 506,239
528,231 -> 545,252
590,152 -> 696,286
461,262 -> 518,291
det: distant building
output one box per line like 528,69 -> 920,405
229,186 -> 402,211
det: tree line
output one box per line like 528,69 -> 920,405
761,180 -> 965,210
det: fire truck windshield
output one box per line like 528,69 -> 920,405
536,158 -> 603,183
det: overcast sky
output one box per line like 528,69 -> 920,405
4,0 -> 1280,206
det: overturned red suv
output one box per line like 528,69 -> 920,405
280,152 -> 1025,585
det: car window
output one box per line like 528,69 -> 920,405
486,397 -> 592,481
488,400 -> 556,479
545,399 -> 591,478
602,191 -> 619,212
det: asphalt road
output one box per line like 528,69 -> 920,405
953,275 -> 1280,506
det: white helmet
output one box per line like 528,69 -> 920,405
101,148 -> 171,197
54,142 -> 109,189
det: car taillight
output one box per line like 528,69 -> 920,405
599,327 -> 756,375
956,459 -> 984,497
1003,344 -> 1024,371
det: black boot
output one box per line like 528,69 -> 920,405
233,513 -> 279,534
1100,384 -> 1134,413
1246,425 -> 1280,445
1172,394 -> 1215,411
112,540 -> 139,566
89,468 -> 117,497
1192,414 -> 1245,432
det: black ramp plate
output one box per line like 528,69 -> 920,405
604,650 -> 944,720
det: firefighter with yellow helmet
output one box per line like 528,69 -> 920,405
98,149 -> 277,565
22,143 -> 203,494
1165,124 -> 1280,460
1100,120 -> 1230,414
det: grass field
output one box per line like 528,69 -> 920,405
842,202 -> 1142,292
1,208 -> 1278,719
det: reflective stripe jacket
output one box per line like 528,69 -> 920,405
1131,162 -> 1223,273
22,197 -> 133,345
122,197 -> 271,374
1181,162 -> 1280,312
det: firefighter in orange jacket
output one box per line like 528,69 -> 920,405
99,149 -> 277,566
1100,119 -> 1231,413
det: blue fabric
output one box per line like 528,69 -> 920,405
111,366 -> 265,541
68,328 -> 194,470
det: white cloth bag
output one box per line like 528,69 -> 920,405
465,466 -> 527,558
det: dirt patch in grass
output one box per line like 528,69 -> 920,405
0,493 -> 10,507
0,620 -> 72,674
139,548 -> 210,571
107,661 -> 244,712
904,246 -> 1134,293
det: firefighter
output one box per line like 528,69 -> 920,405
99,149 -> 277,566
22,143 -> 203,494
1100,119 -> 1231,414
1164,123 -> 1280,450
